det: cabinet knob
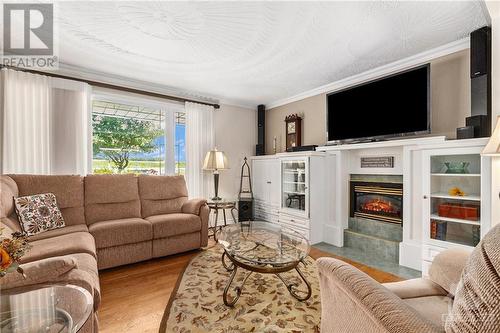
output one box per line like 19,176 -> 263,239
423,195 -> 428,199
267,181 -> 272,184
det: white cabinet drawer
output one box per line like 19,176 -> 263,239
422,244 -> 446,262
279,213 -> 309,229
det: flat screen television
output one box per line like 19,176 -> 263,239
327,64 -> 430,144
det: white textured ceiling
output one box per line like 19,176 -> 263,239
55,1 -> 489,107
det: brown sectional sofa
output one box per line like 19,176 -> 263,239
0,174 -> 209,333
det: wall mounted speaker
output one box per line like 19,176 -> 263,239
469,26 -> 491,137
470,27 -> 491,78
256,104 -> 265,155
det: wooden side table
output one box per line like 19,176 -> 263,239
207,199 -> 238,240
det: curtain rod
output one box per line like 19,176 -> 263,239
0,65 -> 220,109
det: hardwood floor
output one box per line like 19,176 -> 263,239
98,243 -> 402,333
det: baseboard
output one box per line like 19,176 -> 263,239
399,241 -> 422,271
323,224 -> 344,247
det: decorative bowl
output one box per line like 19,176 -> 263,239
444,162 -> 470,174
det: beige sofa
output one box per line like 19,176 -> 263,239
318,223 -> 500,333
0,174 -> 209,333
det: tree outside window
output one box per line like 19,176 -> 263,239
92,99 -> 185,175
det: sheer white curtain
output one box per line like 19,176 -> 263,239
50,78 -> 92,175
185,101 -> 215,198
1,68 -> 91,175
1,69 -> 52,174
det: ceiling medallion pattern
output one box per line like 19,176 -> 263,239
56,1 -> 488,106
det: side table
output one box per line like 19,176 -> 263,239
207,199 -> 238,240
1,284 -> 93,333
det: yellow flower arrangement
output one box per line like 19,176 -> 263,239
448,187 -> 466,197
0,227 -> 31,277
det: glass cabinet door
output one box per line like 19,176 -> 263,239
281,159 -> 308,215
428,153 -> 481,247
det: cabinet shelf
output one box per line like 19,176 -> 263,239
430,214 -> 480,226
283,170 -> 304,175
283,181 -> 306,185
283,190 -> 305,195
431,173 -> 480,177
430,193 -> 480,201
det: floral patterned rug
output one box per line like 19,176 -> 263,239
160,245 -> 321,333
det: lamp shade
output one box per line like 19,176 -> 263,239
203,148 -> 229,170
482,116 -> 500,156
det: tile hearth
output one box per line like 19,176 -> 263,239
314,242 -> 420,280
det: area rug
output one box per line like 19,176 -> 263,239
159,245 -> 321,333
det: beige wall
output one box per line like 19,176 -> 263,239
265,50 -> 471,154
215,104 -> 256,199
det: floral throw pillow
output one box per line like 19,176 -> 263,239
14,193 -> 65,236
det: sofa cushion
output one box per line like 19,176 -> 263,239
15,193 -> 65,236
404,295 -> 450,329
21,232 -> 96,263
384,278 -> 447,299
88,218 -> 152,248
0,175 -> 18,218
138,175 -> 188,217
429,248 -> 470,296
84,174 -> 141,224
182,198 -> 208,215
445,224 -> 500,332
28,224 -> 88,241
8,175 -> 85,226
0,216 -> 22,236
146,213 -> 201,239
0,255 -> 77,290
70,253 -> 101,310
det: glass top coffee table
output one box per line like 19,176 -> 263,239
218,221 -> 312,307
1,284 -> 93,333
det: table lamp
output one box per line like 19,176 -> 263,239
482,116 -> 500,199
482,116 -> 500,156
203,148 -> 229,200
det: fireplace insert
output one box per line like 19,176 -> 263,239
350,181 -> 403,224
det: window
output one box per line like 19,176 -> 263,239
91,96 -> 185,175
175,111 -> 186,175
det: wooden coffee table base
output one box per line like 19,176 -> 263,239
221,251 -> 312,307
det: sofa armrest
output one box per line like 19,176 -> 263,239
0,256 -> 76,290
383,278 -> 448,299
181,198 -> 207,215
428,248 -> 471,296
317,257 -> 442,333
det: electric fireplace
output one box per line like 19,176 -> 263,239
350,181 -> 403,224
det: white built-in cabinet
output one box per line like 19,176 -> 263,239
420,145 -> 491,276
250,152 -> 326,244
252,157 -> 280,223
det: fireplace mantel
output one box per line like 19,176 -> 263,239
317,136 -> 447,151
319,137 -> 490,271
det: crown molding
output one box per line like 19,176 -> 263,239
266,38 -> 470,109
52,62 -> 254,109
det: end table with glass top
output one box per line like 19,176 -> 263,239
207,198 -> 238,240
217,221 -> 312,307
1,284 -> 93,333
